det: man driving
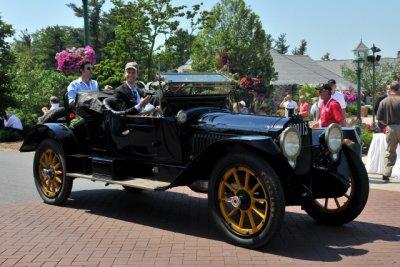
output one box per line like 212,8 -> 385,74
114,62 -> 151,114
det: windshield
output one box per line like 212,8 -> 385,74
156,72 -> 235,96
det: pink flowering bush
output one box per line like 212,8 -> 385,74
344,91 -> 358,103
55,46 -> 96,75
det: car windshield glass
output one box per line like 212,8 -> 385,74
159,73 -> 234,96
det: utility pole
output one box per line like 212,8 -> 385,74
83,0 -> 90,45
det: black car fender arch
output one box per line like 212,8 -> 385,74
171,135 -> 285,187
19,123 -> 79,155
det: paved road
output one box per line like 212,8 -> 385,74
0,151 -> 122,205
0,151 -> 400,266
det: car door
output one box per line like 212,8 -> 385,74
122,115 -> 183,164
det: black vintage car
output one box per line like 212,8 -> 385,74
20,73 -> 369,248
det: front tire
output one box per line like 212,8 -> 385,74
302,145 -> 369,225
208,153 -> 285,249
33,139 -> 72,205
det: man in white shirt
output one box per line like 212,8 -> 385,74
3,112 -> 23,131
67,60 -> 99,106
279,94 -> 298,117
316,79 -> 346,124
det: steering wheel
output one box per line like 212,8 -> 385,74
103,97 -> 137,116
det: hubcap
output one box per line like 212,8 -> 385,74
38,148 -> 63,198
218,166 -> 270,236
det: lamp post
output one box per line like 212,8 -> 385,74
82,0 -> 90,45
367,44 -> 381,127
353,51 -> 364,124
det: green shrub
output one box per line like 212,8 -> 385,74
361,129 -> 373,152
346,103 -> 358,116
0,129 -> 22,142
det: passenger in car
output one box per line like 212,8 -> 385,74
67,60 -> 99,106
114,62 -> 151,114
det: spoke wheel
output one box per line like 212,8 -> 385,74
313,175 -> 354,213
33,139 -> 72,205
303,145 -> 369,225
209,153 -> 285,249
218,166 -> 269,236
38,148 -> 63,198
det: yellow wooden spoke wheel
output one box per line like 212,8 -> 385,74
209,153 -> 285,249
218,166 -> 269,236
302,146 -> 369,225
33,139 -> 73,205
38,148 -> 63,198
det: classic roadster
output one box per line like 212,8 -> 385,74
20,73 -> 369,248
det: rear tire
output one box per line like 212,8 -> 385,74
33,139 -> 72,205
208,153 -> 285,249
302,145 -> 369,225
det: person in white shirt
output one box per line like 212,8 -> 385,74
67,60 -> 99,106
316,79 -> 346,124
279,94 -> 298,117
41,96 -> 60,114
3,112 -> 23,131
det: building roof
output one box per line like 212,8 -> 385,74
270,50 -> 349,86
316,58 -> 399,77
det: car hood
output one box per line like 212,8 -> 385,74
194,112 -> 290,135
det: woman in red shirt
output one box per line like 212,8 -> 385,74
318,84 -> 344,127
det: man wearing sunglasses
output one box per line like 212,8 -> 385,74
67,60 -> 99,106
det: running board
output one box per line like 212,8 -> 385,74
67,173 -> 171,191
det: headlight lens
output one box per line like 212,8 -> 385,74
280,127 -> 301,159
325,123 -> 343,154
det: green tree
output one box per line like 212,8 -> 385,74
9,49 -> 71,128
0,16 -> 15,111
67,0 -> 105,59
321,52 -> 331,61
341,60 -> 400,96
292,39 -> 307,55
156,29 -> 195,71
191,0 -> 274,83
31,26 -> 84,69
274,33 -> 289,54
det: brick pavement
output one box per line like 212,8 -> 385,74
0,187 -> 399,266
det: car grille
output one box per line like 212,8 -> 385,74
191,133 -> 227,155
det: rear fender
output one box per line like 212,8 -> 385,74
19,123 -> 79,154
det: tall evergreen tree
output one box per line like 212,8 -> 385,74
292,39 -> 307,55
274,33 -> 289,54
67,0 -> 105,59
321,52 -> 331,61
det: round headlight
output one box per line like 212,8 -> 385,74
280,127 -> 301,159
325,123 -> 343,154
176,110 -> 187,124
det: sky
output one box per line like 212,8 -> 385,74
0,0 -> 399,60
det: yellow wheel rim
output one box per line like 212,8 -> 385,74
38,148 -> 63,198
218,166 -> 269,236
313,174 -> 354,213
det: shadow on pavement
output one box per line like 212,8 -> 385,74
67,188 -> 400,262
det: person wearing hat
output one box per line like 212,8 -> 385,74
67,60 -> 99,106
314,83 -> 343,128
114,62 -> 151,114
377,82 -> 400,182
316,79 -> 346,124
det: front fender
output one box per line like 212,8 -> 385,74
170,135 -> 282,187
19,123 -> 79,154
